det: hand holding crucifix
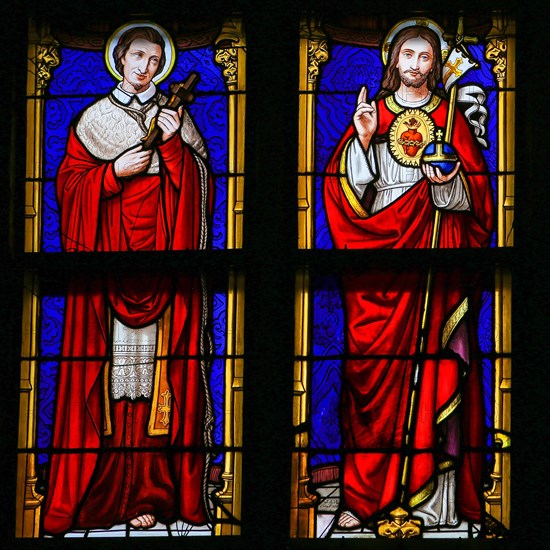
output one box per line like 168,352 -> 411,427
141,72 -> 200,149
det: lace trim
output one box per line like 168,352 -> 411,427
110,320 -> 157,400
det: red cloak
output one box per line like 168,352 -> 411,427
323,95 -> 494,521
43,124 -> 213,534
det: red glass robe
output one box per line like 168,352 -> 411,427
43,125 -> 213,534
323,95 -> 494,521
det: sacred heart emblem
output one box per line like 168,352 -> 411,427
388,109 -> 435,167
399,118 -> 423,157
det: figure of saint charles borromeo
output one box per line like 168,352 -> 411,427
43,22 -> 214,534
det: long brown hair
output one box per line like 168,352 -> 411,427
113,26 -> 167,78
376,26 -> 442,99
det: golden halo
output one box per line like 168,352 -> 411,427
381,18 -> 449,66
105,21 -> 176,84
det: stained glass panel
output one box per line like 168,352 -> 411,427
17,16 -> 245,538
293,13 -> 514,539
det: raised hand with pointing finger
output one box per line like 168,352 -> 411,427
353,85 -> 378,151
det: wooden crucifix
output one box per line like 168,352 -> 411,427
141,72 -> 200,150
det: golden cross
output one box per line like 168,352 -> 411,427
442,57 -> 463,85
157,389 -> 172,427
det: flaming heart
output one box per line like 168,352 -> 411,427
399,118 -> 424,157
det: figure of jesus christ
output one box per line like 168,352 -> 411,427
323,23 -> 493,531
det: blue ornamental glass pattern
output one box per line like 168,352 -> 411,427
37,295 -> 64,464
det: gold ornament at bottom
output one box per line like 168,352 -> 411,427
376,506 -> 422,538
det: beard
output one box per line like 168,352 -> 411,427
399,67 -> 430,89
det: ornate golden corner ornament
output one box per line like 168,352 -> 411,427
485,14 -> 512,83
485,38 -> 507,82
307,39 -> 328,85
495,431 -> 511,449
377,507 -> 422,539
214,18 -> 245,91
299,18 -> 329,87
29,21 -> 60,93
35,43 -> 60,91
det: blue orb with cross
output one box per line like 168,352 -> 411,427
421,140 -> 459,176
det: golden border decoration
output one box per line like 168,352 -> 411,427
385,93 -> 441,115
339,138 -> 369,218
441,297 -> 468,349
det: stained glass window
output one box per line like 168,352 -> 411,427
17,15 -> 245,538
4,3 -> 546,547
292,13 -> 514,539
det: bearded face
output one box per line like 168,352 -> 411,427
395,36 -> 434,90
398,65 -> 430,88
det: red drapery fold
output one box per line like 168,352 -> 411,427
323,96 -> 493,521
44,126 -> 212,534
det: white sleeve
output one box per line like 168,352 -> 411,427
180,110 -> 208,160
345,137 -> 378,199
430,172 -> 471,211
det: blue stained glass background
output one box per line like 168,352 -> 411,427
319,45 -> 384,93
47,49 -> 115,95
310,275 -> 344,467
37,295 -> 64,464
210,290 -> 227,463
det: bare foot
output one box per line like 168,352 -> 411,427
337,510 -> 361,529
129,514 -> 156,529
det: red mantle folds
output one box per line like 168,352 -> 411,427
43,127 -> 213,534
323,96 -> 494,521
